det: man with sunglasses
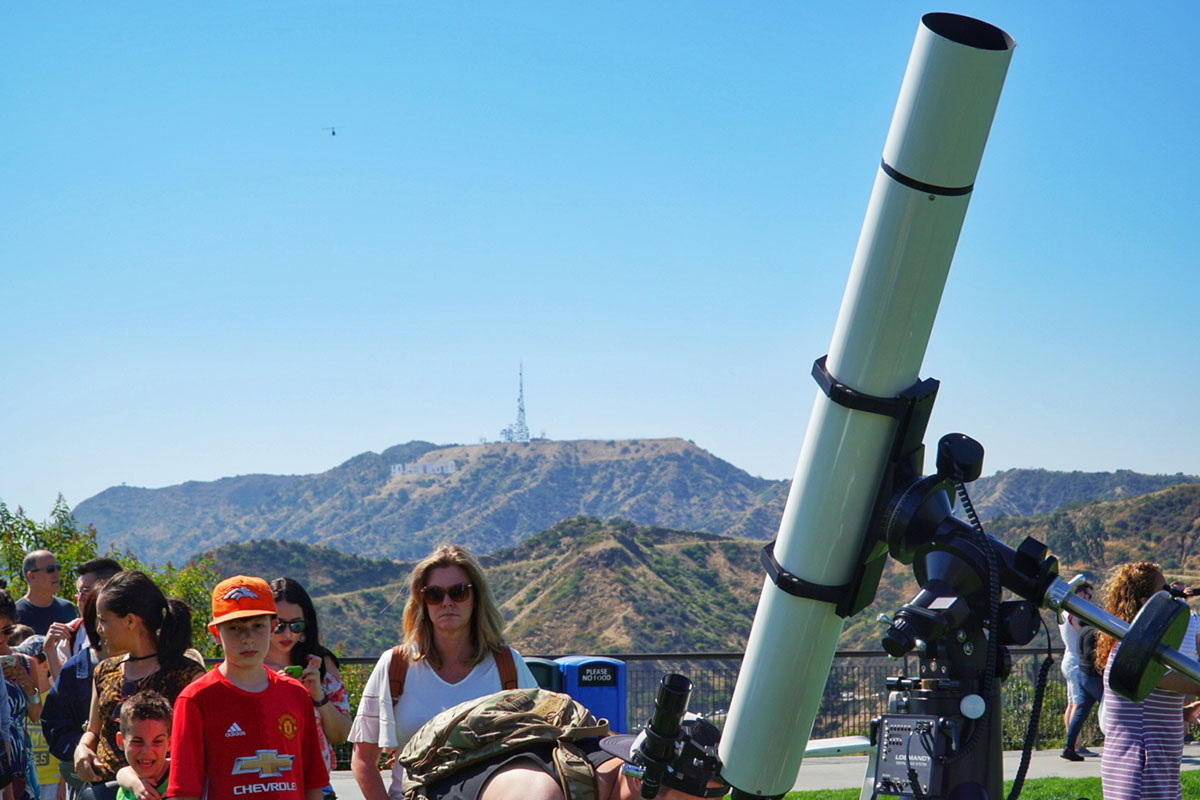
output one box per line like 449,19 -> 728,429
16,550 -> 77,636
43,558 -> 123,681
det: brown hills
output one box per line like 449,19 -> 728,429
198,483 -> 1200,656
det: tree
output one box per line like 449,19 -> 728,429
0,497 -> 223,657
1078,517 -> 1107,568
1045,512 -> 1080,565
0,496 -> 98,599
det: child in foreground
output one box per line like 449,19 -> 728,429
114,690 -> 172,800
167,576 -> 328,800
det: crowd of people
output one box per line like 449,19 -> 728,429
1,545 -> 720,800
6,545 -> 1200,800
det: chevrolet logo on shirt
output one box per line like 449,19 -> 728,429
232,750 -> 295,778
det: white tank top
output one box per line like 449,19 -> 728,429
1059,615 -> 1081,669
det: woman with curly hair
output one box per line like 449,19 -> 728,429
1096,561 -> 1200,800
348,544 -> 538,800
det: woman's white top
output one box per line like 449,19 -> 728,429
348,646 -> 538,798
1059,614 -> 1081,673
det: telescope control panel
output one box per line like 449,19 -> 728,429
872,714 -> 946,798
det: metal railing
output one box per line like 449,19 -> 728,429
325,647 -> 1100,771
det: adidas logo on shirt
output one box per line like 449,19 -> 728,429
225,722 -> 247,738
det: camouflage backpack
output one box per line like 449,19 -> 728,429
399,688 -> 611,800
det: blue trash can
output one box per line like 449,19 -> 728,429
524,657 -> 563,692
555,656 -> 627,733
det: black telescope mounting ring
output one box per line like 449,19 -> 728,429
779,356 -> 941,619
880,159 -> 974,197
812,355 -> 912,419
760,541 -> 850,607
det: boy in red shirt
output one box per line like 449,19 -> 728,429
168,576 -> 328,800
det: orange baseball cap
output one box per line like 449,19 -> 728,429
209,575 -> 277,631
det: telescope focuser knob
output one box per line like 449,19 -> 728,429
936,433 -> 984,483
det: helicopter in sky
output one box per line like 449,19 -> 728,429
321,126 -> 339,136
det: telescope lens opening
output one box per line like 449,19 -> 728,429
922,13 -> 1014,52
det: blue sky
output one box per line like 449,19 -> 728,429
4,2 -> 1200,519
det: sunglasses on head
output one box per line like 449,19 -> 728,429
273,620 -> 307,635
422,583 -> 473,604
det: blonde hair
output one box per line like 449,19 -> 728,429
1094,561 -> 1164,673
401,544 -> 506,668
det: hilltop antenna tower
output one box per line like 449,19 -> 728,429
500,363 -> 531,443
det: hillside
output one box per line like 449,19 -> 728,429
967,469 -> 1200,520
204,540 -> 402,597
208,482 -> 1200,655
987,483 -> 1200,574
75,432 -> 1198,568
76,438 -> 788,564
312,517 -> 765,656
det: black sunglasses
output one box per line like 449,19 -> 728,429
273,620 -> 307,634
30,564 -> 60,574
422,583 -> 473,604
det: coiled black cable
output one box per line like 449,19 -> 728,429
942,480 -> 1001,764
949,479 -> 1055,799
1006,614 -> 1056,800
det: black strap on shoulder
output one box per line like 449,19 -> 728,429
812,355 -> 915,419
760,541 -> 851,606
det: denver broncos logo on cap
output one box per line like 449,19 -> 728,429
223,587 -> 259,603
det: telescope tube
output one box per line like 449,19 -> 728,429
719,14 -> 1014,797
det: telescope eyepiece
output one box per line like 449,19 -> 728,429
637,673 -> 693,799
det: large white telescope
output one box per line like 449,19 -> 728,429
719,14 -> 1015,797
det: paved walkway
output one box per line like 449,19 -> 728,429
328,743 -> 1200,797
794,744 -> 1200,792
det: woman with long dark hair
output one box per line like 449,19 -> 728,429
72,571 -> 204,784
264,577 -> 350,781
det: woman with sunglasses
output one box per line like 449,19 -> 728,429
349,544 -> 537,800
265,577 -> 350,786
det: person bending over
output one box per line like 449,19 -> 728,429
401,688 -> 728,800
